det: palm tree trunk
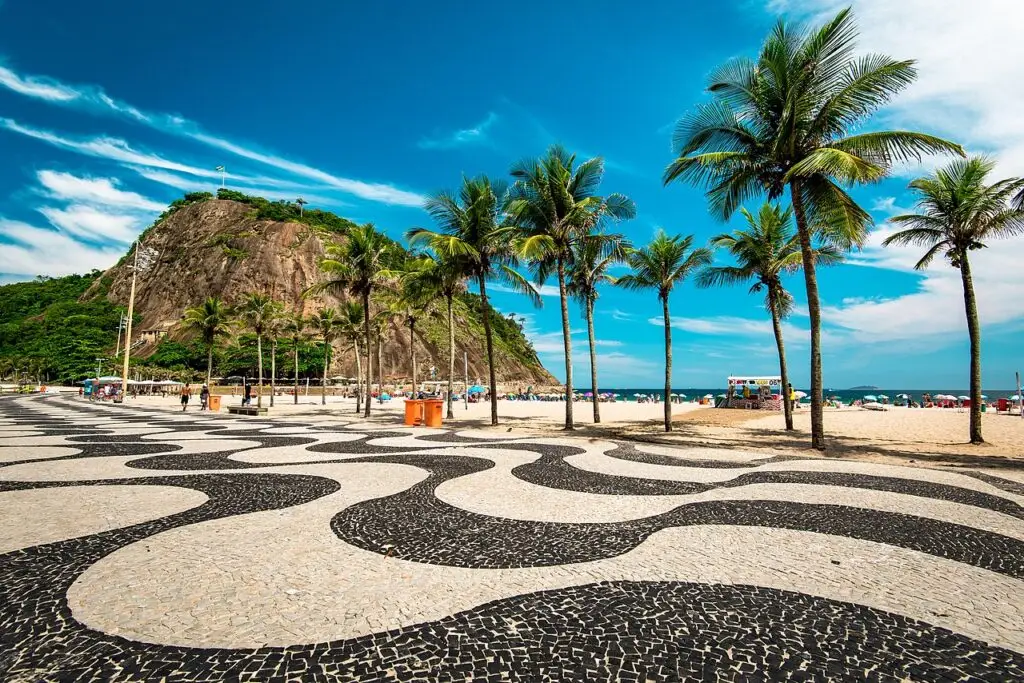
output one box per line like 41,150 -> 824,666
586,298 -> 600,423
789,182 -> 825,450
270,339 -> 276,408
321,340 -> 329,405
959,252 -> 984,444
293,341 -> 299,405
256,335 -> 264,409
557,257 -> 574,430
478,275 -> 498,426
353,339 -> 362,414
769,284 -> 794,431
206,343 -> 213,389
662,292 -> 673,432
363,292 -> 372,418
377,333 -> 384,407
446,293 -> 455,420
410,318 -> 417,396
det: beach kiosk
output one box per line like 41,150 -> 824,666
725,376 -> 783,410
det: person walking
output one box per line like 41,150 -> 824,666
200,384 -> 210,411
180,383 -> 191,412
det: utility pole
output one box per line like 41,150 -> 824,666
120,245 -> 140,397
114,313 -> 124,358
464,351 -> 468,410
216,165 -> 226,189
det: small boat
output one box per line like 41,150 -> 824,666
860,401 -> 887,411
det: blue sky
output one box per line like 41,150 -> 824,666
1,0 -> 1022,389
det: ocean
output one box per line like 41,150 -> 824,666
591,388 -> 1022,402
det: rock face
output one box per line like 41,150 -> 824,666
93,199 -> 555,384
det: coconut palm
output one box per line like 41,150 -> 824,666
882,157 -> 1024,444
616,231 -> 712,432
181,296 -> 233,388
310,308 -> 339,406
338,300 -> 365,413
663,8 -> 963,449
407,175 -> 539,426
234,293 -> 282,409
565,232 -> 630,423
308,223 -> 401,417
508,145 -> 636,430
698,204 -> 842,430
396,255 -> 438,396
281,312 -> 308,405
402,252 -> 469,418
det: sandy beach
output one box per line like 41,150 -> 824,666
94,390 -> 1024,468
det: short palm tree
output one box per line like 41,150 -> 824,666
310,308 -> 339,406
509,145 -> 636,430
617,231 -> 712,432
403,252 -> 469,418
338,300 -> 365,413
882,157 -> 1024,444
282,312 -> 308,405
408,175 -> 539,425
566,232 -> 630,424
663,7 -> 963,449
234,293 -> 282,409
181,296 -> 233,388
308,223 -> 400,417
698,204 -> 842,430
396,255 -> 438,396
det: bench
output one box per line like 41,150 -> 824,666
226,405 -> 268,416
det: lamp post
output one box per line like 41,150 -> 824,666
216,165 -> 226,189
120,245 -> 140,392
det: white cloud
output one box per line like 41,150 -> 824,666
37,170 -> 165,211
0,64 -> 78,101
610,308 -> 634,321
418,112 -> 499,150
38,205 -> 141,244
489,282 -> 561,298
0,218 -> 123,277
0,61 -> 425,207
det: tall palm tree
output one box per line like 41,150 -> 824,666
882,157 -> 1024,444
698,204 -> 842,430
181,296 -> 233,388
402,252 -> 469,418
235,293 -> 281,409
617,231 -> 712,432
396,256 -> 437,396
282,312 -> 308,405
508,145 -> 636,430
310,308 -> 339,406
408,175 -> 539,426
663,8 -> 963,449
565,232 -> 630,423
265,307 -> 287,408
309,223 -> 400,418
339,300 -> 365,413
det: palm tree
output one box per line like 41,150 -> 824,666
235,293 -> 281,409
663,8 -> 963,449
565,232 -> 630,423
396,256 -> 436,396
310,308 -> 339,406
308,223 -> 400,418
698,204 -> 842,430
402,252 -> 469,419
181,296 -> 233,388
282,312 -> 308,405
617,231 -> 712,432
882,157 -> 1024,444
408,175 -> 539,426
339,300 -> 365,413
265,306 -> 289,408
508,146 -> 636,430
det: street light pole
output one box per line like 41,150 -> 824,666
216,165 -> 226,189
121,245 -> 140,395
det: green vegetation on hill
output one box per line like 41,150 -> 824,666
215,189 -> 357,234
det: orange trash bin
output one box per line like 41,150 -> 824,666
423,399 -> 444,428
208,395 -> 222,412
404,399 -> 425,426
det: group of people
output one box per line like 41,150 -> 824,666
178,383 -> 211,411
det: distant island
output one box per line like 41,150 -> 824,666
848,385 -> 880,391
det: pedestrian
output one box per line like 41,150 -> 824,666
243,382 -> 252,406
180,382 -> 191,411
200,384 -> 210,411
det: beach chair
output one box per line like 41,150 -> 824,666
997,398 -> 1009,413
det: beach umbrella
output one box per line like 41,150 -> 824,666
716,393 -> 727,398
980,395 -> 988,399
957,395 -> 969,400
468,385 -> 485,394
703,393 -> 714,398
793,391 -> 807,399
897,393 -> 909,399
878,394 -> 889,399
863,395 -> 877,401
678,393 -> 687,398
1010,394 -> 1023,401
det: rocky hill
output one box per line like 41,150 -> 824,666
90,195 -> 555,384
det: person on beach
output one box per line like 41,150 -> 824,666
180,383 -> 191,411
243,382 -> 252,406
200,385 -> 210,411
